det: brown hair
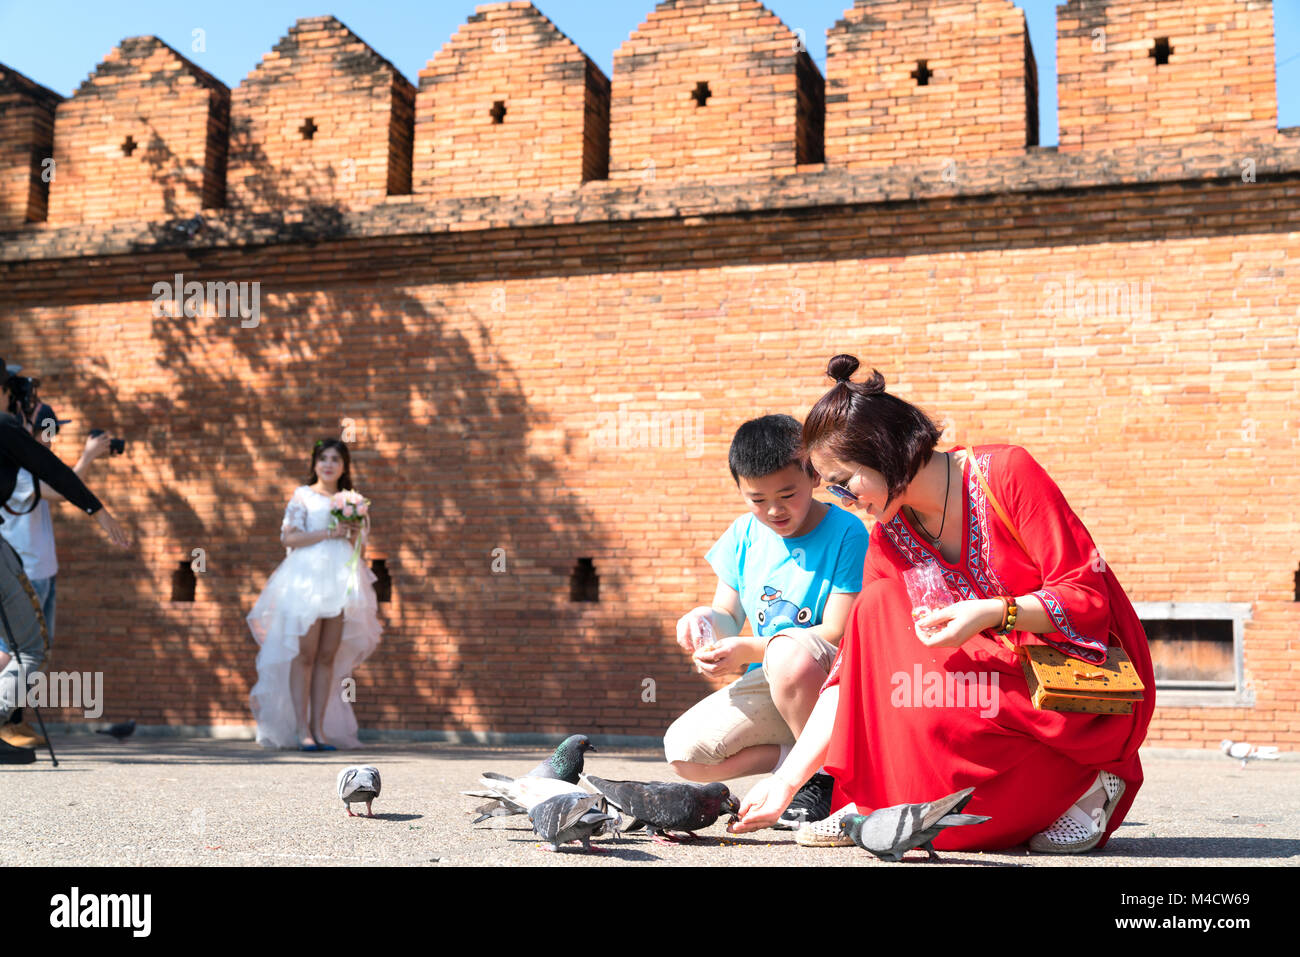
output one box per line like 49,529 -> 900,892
801,355 -> 943,503
305,438 -> 354,491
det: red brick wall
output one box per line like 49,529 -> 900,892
0,66 -> 61,229
826,0 -> 1038,167
228,16 -> 414,212
46,37 -> 228,226
0,0 -> 1296,751
1058,0 -> 1277,151
415,2 -> 608,198
611,0 -> 822,183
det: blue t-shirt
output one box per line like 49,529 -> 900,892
705,502 -> 868,669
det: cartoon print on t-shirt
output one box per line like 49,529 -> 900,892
755,585 -> 813,636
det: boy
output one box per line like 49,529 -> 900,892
664,414 -> 867,827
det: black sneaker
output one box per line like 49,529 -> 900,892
0,736 -> 36,765
775,772 -> 835,829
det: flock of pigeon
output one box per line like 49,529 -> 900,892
311,732 -> 1279,860
454,733 -> 990,859
461,734 -> 742,852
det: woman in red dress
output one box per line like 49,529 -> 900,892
730,355 -> 1155,853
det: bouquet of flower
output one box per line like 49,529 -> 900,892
329,490 -> 370,597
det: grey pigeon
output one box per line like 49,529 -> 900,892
839,786 -> 990,862
463,772 -> 587,824
466,734 -> 595,822
528,791 -> 617,852
96,719 -> 135,741
1221,739 -> 1280,770
337,765 -> 382,817
584,776 -> 740,844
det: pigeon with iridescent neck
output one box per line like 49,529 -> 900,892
465,734 -> 595,823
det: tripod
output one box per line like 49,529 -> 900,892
0,585 -> 59,766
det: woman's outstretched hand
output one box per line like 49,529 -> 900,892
727,775 -> 798,833
915,598 -> 1003,648
94,508 -> 131,548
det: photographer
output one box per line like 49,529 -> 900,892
0,402 -> 113,749
0,362 -> 129,762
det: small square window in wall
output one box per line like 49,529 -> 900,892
1132,602 -> 1253,707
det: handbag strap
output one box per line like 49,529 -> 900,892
962,448 -> 1024,654
965,448 -> 1031,557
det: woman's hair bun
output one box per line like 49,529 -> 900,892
826,354 -> 860,383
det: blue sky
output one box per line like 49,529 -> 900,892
1,0 -> 1297,146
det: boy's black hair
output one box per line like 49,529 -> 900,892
728,414 -> 809,484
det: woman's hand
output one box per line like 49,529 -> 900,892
94,508 -> 131,548
915,598 -> 1003,648
691,636 -> 747,678
727,775 -> 798,833
326,523 -> 353,541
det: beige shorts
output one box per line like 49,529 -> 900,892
663,630 -> 838,766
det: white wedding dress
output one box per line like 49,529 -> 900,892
246,485 -> 382,749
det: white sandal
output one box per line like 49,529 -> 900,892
1028,771 -> 1125,854
796,802 -> 859,847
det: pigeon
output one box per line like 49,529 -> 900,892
584,776 -> 740,845
1221,739 -> 1280,770
463,772 -> 587,824
528,791 -> 618,853
337,766 -> 382,817
839,786 -> 990,862
96,719 -> 135,741
526,734 -> 596,782
173,214 -> 205,238
464,734 -> 595,822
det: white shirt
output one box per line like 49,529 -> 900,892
0,469 -> 58,579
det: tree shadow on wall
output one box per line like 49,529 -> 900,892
48,125 -> 674,742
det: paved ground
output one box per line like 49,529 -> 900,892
2,739 -> 1296,867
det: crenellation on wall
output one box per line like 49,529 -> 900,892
414,2 -> 609,199
610,0 -> 823,184
227,16 -> 415,213
1057,0 -> 1278,151
826,0 -> 1039,167
0,64 -> 62,229
45,36 -> 229,227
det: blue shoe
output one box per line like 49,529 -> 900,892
299,743 -> 320,752
317,744 -> 336,751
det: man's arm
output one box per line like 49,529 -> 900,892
0,415 -> 102,514
40,431 -> 112,504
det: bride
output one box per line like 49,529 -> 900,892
247,439 -> 382,750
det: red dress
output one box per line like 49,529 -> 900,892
822,445 -> 1155,850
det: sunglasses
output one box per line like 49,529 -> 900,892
826,472 -> 859,503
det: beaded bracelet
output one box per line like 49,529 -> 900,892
998,597 -> 1019,635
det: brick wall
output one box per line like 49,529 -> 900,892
0,0 -> 1296,750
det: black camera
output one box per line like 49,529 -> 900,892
4,373 -> 40,423
88,428 -> 126,455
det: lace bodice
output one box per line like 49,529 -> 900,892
281,486 -> 346,537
